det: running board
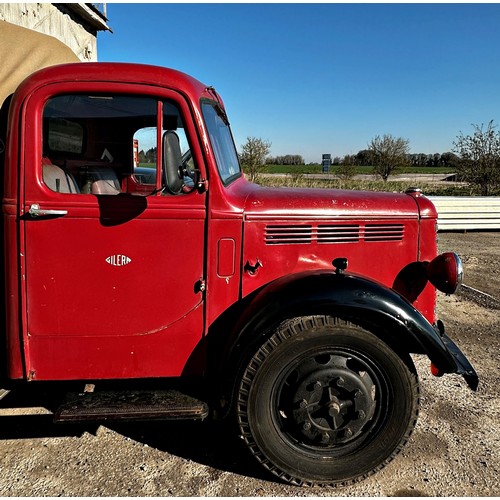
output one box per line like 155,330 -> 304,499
54,390 -> 209,423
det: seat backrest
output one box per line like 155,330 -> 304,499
43,162 -> 80,194
162,130 -> 183,195
90,168 -> 121,195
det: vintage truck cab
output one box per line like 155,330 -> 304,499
0,62 -> 477,486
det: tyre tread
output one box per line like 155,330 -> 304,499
236,315 -> 420,487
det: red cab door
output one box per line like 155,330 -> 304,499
21,83 -> 207,380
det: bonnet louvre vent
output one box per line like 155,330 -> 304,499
265,225 -> 313,245
317,225 -> 360,243
264,223 -> 405,245
365,224 -> 405,241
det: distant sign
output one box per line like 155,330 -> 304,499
322,153 -> 331,173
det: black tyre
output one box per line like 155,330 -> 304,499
236,316 -> 420,486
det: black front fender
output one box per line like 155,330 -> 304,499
229,270 -> 478,390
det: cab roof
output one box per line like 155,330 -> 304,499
12,62 -> 215,108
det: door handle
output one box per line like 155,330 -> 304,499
28,204 -> 68,217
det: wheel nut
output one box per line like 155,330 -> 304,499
313,381 -> 322,390
303,422 -> 311,430
358,410 -> 366,420
337,377 -> 345,387
300,399 -> 308,409
344,427 -> 353,438
328,402 -> 341,416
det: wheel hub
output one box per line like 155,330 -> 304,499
282,354 -> 377,447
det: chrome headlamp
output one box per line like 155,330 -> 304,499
427,252 -> 463,294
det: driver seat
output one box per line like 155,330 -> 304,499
162,130 -> 183,195
91,168 -> 121,195
42,157 -> 79,194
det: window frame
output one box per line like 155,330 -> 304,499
40,90 -> 199,197
200,99 -> 242,186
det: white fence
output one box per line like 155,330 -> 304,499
428,196 -> 500,231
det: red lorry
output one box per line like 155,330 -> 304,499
0,61 -> 477,486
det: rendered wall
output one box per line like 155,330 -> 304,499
0,3 -> 106,62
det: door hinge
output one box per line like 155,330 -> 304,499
195,279 -> 206,293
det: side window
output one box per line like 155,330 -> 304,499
42,94 -> 195,196
133,127 -> 157,185
132,124 -> 192,188
47,118 -> 84,154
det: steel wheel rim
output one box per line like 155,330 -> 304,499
271,346 -> 390,456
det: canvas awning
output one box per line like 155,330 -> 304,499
0,20 -> 79,107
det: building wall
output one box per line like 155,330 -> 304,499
0,3 -> 105,61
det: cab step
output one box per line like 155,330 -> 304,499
54,389 -> 209,423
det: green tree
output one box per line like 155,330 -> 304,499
453,120 -> 500,196
368,134 -> 410,182
355,149 -> 374,166
240,136 -> 271,182
440,152 -> 461,169
266,154 -> 304,165
337,155 -> 357,179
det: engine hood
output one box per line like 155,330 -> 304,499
243,184 -> 421,220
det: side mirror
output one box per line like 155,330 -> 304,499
162,130 -> 184,195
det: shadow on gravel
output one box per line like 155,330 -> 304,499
0,387 -> 100,439
457,284 -> 500,310
107,419 -> 272,483
0,400 -> 272,484
0,415 -> 99,439
0,413 -> 274,483
0,386 -> 273,483
392,489 -> 430,497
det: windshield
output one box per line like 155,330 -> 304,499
202,102 -> 241,184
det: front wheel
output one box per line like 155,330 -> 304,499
236,316 -> 420,486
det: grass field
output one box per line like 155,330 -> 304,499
249,163 -> 497,196
260,164 -> 454,175
255,173 -> 485,196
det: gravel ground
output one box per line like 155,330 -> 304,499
0,232 -> 498,496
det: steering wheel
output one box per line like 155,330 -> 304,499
177,150 -> 200,192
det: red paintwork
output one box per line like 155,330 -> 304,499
2,62 -> 441,381
241,184 -> 419,293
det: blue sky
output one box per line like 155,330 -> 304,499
99,3 -> 500,163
